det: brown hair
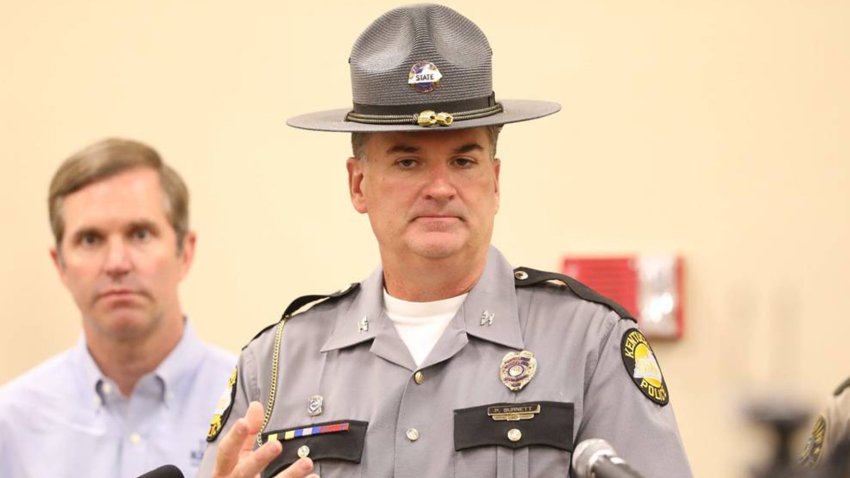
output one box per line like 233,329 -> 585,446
350,125 -> 503,160
48,138 -> 189,251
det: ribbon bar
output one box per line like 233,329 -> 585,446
266,422 -> 351,442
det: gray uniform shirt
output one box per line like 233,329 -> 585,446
199,247 -> 692,477
802,378 -> 850,467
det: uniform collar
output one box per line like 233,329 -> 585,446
321,268 -> 382,352
458,246 -> 524,350
320,246 -> 525,356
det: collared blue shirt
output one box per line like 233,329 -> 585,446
0,322 -> 236,478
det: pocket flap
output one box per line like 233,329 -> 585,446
260,420 -> 368,478
454,402 -> 573,451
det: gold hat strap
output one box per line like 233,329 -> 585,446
346,93 -> 503,127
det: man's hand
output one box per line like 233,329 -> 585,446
213,401 -> 319,478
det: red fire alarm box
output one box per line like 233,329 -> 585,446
561,255 -> 684,340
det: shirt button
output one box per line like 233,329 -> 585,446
129,433 -> 142,445
102,383 -> 113,395
406,428 -> 420,441
414,371 -> 425,385
297,445 -> 311,458
507,428 -> 522,442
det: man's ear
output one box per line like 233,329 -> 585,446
177,231 -> 197,280
50,246 -> 68,286
347,157 -> 368,214
493,157 -> 501,214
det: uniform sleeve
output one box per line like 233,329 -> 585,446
577,314 -> 692,477
197,346 -> 258,477
0,391 -> 14,478
804,387 -> 850,467
825,388 -> 850,457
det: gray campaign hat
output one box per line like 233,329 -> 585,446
286,3 -> 560,133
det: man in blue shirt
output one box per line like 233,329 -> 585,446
0,138 -> 236,477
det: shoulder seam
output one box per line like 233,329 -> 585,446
834,376 -> 850,396
513,266 -> 636,322
241,283 -> 361,350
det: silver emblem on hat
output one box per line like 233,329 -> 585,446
307,395 -> 324,417
408,61 -> 443,93
500,350 -> 537,392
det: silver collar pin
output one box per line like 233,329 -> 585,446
307,395 -> 324,417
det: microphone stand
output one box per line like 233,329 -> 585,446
748,398 -> 808,478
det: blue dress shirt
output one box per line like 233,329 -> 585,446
0,322 -> 235,478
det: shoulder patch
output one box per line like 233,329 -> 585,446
244,283 -> 361,349
800,414 -> 826,467
621,328 -> 669,406
834,376 -> 850,397
207,367 -> 238,442
513,266 -> 636,322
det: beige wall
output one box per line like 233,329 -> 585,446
2,1 -> 849,476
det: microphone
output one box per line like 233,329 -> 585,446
136,465 -> 185,478
572,439 -> 646,478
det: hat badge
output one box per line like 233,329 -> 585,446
408,61 -> 443,93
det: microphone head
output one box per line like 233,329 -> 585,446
572,438 -> 616,478
136,465 -> 185,478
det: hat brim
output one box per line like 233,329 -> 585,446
286,99 -> 560,133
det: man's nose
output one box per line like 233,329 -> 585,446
103,238 -> 132,277
423,165 -> 457,200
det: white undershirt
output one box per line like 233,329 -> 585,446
383,290 -> 468,367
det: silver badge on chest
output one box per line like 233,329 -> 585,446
500,350 -> 537,392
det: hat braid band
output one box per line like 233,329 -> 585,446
346,103 -> 504,127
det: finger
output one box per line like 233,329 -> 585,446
214,417 -> 251,475
241,402 -> 265,451
231,439 -> 285,477
271,457 -> 315,478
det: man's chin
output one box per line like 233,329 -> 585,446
88,311 -> 157,341
407,239 -> 466,260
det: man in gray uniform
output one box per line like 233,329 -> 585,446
200,4 -> 692,478
801,377 -> 850,468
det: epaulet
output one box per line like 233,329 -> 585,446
513,266 -> 636,322
242,283 -> 360,350
834,376 -> 850,397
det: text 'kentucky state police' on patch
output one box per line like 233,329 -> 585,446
621,328 -> 669,406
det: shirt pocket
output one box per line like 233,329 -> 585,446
260,420 -> 367,478
453,401 -> 574,478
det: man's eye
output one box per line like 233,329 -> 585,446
131,228 -> 151,241
80,234 -> 100,246
396,159 -> 417,169
453,157 -> 476,167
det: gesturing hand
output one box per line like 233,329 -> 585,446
212,401 -> 318,478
